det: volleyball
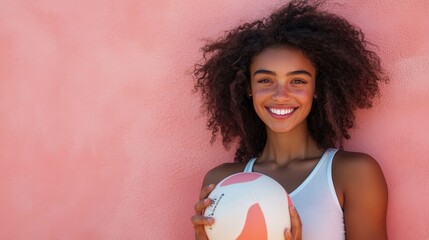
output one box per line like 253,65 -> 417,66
203,172 -> 291,240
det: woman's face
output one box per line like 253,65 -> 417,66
249,46 -> 316,134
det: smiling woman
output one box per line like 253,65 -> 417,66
250,47 -> 316,135
191,0 -> 389,239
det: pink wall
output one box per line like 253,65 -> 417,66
0,0 -> 428,239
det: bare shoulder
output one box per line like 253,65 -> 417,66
333,150 -> 386,184
201,162 -> 248,188
335,150 -> 383,169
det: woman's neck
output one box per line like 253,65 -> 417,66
258,123 -> 322,166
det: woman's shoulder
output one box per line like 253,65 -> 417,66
334,150 -> 384,176
201,161 -> 249,187
333,149 -> 387,196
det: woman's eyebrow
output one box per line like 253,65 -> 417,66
253,69 -> 312,77
286,70 -> 313,77
253,69 -> 276,76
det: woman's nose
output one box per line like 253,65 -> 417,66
272,84 -> 290,101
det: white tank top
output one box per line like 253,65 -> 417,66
244,148 -> 345,240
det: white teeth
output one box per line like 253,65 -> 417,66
269,108 -> 294,115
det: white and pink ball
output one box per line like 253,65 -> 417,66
204,172 -> 291,240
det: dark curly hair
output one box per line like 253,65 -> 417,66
194,0 -> 388,162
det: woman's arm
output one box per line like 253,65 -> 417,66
335,152 -> 388,240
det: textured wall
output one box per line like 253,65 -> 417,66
0,0 -> 428,239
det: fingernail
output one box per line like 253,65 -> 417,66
207,217 -> 215,224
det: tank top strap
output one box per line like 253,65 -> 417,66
243,158 -> 257,172
324,148 -> 340,169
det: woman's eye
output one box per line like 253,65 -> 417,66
291,79 -> 306,84
257,79 -> 272,83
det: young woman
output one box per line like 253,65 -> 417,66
191,1 -> 389,239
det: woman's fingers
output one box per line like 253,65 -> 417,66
194,198 -> 212,214
191,213 -> 214,240
192,184 -> 216,240
284,205 -> 302,239
289,205 -> 302,240
284,228 -> 293,240
199,184 -> 215,200
191,214 -> 214,226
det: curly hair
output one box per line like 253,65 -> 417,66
194,0 -> 388,162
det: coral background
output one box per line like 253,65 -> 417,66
0,0 -> 428,239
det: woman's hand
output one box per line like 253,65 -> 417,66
191,184 -> 216,240
284,205 -> 302,240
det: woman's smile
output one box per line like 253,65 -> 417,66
267,107 -> 296,117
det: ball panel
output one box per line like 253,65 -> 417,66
236,203 -> 268,240
246,175 -> 290,239
220,172 -> 262,187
